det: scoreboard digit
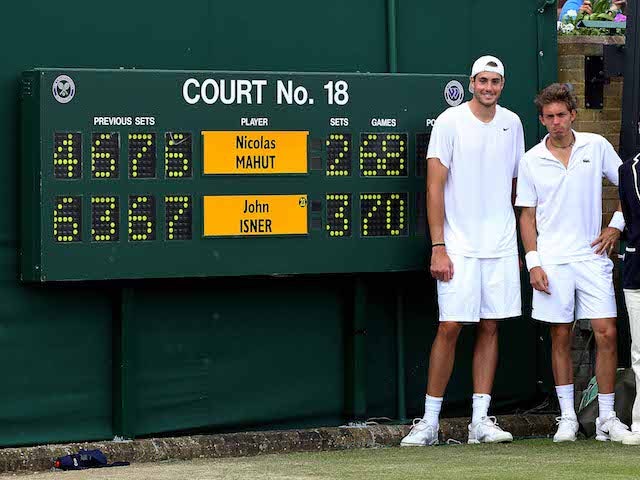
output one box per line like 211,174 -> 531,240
91,196 -> 119,242
53,196 -> 81,243
165,132 -> 192,178
325,134 -> 351,176
325,194 -> 351,237
53,132 -> 81,179
128,133 -> 156,178
91,132 -> 119,179
360,193 -> 407,237
359,133 -> 407,177
165,196 -> 192,240
128,195 -> 156,242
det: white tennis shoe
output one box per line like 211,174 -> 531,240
553,415 -> 579,443
468,416 -> 513,444
400,418 -> 439,446
595,412 -> 637,443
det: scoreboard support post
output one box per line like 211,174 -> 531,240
395,288 -> 407,422
112,288 -> 136,439
349,278 -> 368,422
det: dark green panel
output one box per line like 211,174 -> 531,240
205,0 -> 389,72
129,278 -> 345,435
21,69 -> 470,281
364,278 -> 400,419
0,253 -> 113,447
491,316 -> 541,412
397,0 -> 558,148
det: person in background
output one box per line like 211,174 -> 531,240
618,154 -> 640,438
558,0 -> 570,17
559,0 -> 625,19
400,56 -> 524,447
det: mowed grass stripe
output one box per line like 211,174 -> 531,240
3,439 -> 640,480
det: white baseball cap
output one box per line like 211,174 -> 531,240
470,55 -> 505,78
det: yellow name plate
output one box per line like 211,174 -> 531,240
202,131 -> 309,174
203,195 -> 308,237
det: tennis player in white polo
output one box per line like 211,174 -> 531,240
401,55 -> 524,446
517,83 -> 640,444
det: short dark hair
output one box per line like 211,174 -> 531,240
534,83 -> 578,115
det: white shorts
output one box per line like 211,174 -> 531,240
532,256 -> 617,324
437,254 -> 521,323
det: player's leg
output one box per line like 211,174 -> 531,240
588,316 -> 638,443
472,319 -> 498,397
426,322 -> 464,397
624,288 -> 640,434
471,319 -> 497,426
550,323 -> 573,387
415,322 -> 463,442
531,263 -> 580,442
467,255 -> 520,444
401,323 -> 464,447
575,256 -> 639,444
401,255 -> 479,447
549,322 -> 581,442
591,317 -> 617,398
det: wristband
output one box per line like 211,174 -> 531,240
525,251 -> 541,272
432,242 -> 445,248
608,211 -> 625,232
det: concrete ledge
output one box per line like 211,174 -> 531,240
0,414 -> 557,473
558,35 -> 625,45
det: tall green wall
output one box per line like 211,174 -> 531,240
0,0 -> 557,446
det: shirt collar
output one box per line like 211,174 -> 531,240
534,130 -> 585,161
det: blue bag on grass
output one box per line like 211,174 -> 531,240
54,449 -> 129,470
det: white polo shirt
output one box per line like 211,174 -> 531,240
427,102 -> 524,258
515,131 -> 622,265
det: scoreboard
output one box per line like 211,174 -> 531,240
19,69 -> 468,281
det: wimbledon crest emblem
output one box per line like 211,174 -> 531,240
52,75 -> 76,104
444,80 -> 464,107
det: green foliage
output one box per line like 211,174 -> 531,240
559,3 -> 623,36
577,8 -> 615,22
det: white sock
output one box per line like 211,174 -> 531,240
555,384 -> 577,419
598,393 -> 615,419
472,393 -> 491,424
422,395 -> 443,426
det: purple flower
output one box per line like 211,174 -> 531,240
615,13 -> 627,22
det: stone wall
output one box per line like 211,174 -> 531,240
557,35 -> 625,393
558,35 -> 624,227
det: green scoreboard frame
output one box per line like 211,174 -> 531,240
20,69 -> 468,282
